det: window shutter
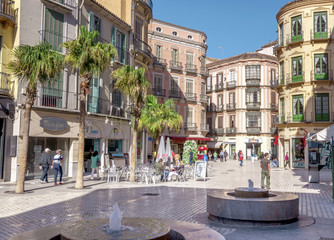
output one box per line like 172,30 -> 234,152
89,12 -> 95,32
121,33 -> 126,64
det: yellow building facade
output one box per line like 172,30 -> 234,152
275,0 -> 334,169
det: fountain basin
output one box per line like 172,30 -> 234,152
207,190 -> 299,222
234,187 -> 268,198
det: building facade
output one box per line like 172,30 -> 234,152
148,19 -> 209,155
206,52 -> 278,159
9,0 -> 135,182
274,0 -> 334,169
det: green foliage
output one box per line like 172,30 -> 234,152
182,140 -> 198,165
138,95 -> 183,140
8,43 -> 64,91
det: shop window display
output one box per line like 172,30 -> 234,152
292,138 -> 305,168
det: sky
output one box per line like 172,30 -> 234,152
152,0 -> 290,59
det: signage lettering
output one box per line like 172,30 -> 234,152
40,117 -> 68,131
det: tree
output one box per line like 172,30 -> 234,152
138,95 -> 182,152
182,140 -> 198,165
113,66 -> 150,182
8,43 -> 64,193
63,26 -> 117,189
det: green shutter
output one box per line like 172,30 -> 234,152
121,33 -> 126,64
0,36 -> 2,54
44,8 -> 64,51
89,12 -> 94,32
88,72 -> 100,113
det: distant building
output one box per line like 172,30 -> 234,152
274,0 -> 334,169
206,49 -> 278,159
148,19 -> 209,154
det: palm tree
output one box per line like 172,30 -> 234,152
113,66 -> 150,182
139,95 -> 183,153
8,43 -> 64,193
63,26 -> 117,189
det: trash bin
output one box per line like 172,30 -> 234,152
308,164 -> 319,183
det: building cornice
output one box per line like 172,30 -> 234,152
276,0 -> 334,22
148,30 -> 208,50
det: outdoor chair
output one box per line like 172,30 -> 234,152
177,168 -> 186,182
107,167 -> 119,183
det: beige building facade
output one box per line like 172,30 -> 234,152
274,0 -> 334,169
206,52 -> 278,159
148,19 -> 209,154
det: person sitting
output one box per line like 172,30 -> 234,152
168,161 -> 185,181
154,158 -> 168,181
270,157 -> 279,168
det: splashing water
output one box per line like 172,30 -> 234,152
107,203 -> 123,233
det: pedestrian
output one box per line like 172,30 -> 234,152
39,148 -> 52,183
189,149 -> 193,165
213,151 -> 218,162
52,149 -> 63,185
91,150 -> 101,180
259,152 -> 264,161
208,151 -> 212,161
219,150 -> 224,162
260,152 -> 271,189
233,152 -> 236,160
239,150 -> 244,166
284,152 -> 289,169
224,150 -> 228,162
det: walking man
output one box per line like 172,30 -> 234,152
219,150 -> 224,162
213,151 -> 218,162
260,152 -> 271,189
39,148 -> 52,183
239,150 -> 244,166
52,149 -> 63,185
223,150 -> 228,162
189,149 -> 193,165
284,152 -> 289,169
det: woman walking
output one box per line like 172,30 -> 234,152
284,152 -> 289,169
52,149 -> 63,185
91,151 -> 101,180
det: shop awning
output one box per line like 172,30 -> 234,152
224,140 -> 236,144
207,142 -> 223,148
168,136 -> 212,141
307,124 -> 334,142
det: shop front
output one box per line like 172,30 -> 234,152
292,138 -> 305,168
224,139 -> 236,159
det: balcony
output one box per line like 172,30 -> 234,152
169,61 -> 183,72
206,105 -> 216,112
286,72 -> 304,85
109,105 -> 126,118
208,129 -> 217,136
216,105 -> 224,112
0,0 -> 15,25
200,67 -> 209,77
138,0 -> 153,10
169,90 -> 182,99
246,102 -> 260,110
185,64 -> 197,74
311,70 -> 333,82
270,103 -> 278,111
246,79 -> 260,87
225,128 -> 236,135
36,89 -> 79,110
226,81 -> 236,89
153,57 -> 167,68
114,46 -> 130,65
185,92 -> 197,101
217,128 -> 224,135
0,72 -> 11,95
226,103 -> 236,111
247,127 -> 261,135
206,85 -> 213,93
274,41 -> 284,53
311,28 -> 331,42
200,123 -> 209,132
152,88 -> 166,97
279,113 -> 286,124
184,123 -> 197,131
200,94 -> 207,103
285,112 -> 304,123
286,32 -> 304,46
135,38 -> 152,59
215,83 -> 224,91
270,127 -> 277,135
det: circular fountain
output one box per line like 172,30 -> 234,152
207,180 -> 299,222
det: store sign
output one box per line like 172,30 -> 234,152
40,117 -> 68,131
86,125 -> 100,138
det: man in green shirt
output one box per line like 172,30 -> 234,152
260,152 -> 271,189
154,158 -> 168,181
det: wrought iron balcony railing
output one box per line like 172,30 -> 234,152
200,123 -> 209,132
286,72 -> 305,84
246,102 -> 261,110
200,67 -> 209,77
225,127 -> 236,135
226,81 -> 236,89
286,32 -> 304,45
310,70 -> 333,82
169,90 -> 182,99
43,0 -> 78,8
226,103 -> 236,111
152,88 -> 166,97
184,123 -> 197,131
200,94 -> 208,103
138,0 -> 153,10
206,85 -> 213,93
185,92 -> 197,101
153,57 -> 167,67
115,46 -> 130,65
216,105 -> 224,112
169,61 -> 183,71
0,0 -> 15,24
215,83 -> 224,91
246,79 -> 260,87
247,127 -> 261,135
216,128 -> 224,135
206,105 -> 216,112
135,38 -> 152,58
185,64 -> 197,74
311,28 -> 331,41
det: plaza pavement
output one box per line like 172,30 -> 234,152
0,159 -> 333,240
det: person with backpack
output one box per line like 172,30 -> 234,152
284,152 -> 290,169
39,148 -> 52,183
52,149 -> 63,185
238,150 -> 244,166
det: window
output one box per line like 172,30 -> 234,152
229,92 -> 235,104
44,8 -> 64,51
207,117 -> 212,129
112,27 -> 127,64
271,115 -> 277,128
230,70 -> 236,82
186,52 -> 194,67
230,115 -> 235,128
314,54 -> 328,80
201,110 -> 206,124
246,88 -> 260,103
201,82 -> 206,95
185,107 -> 193,124
291,15 -> 302,42
135,19 -> 143,41
245,65 -> 260,79
42,72 -> 64,108
271,91 -> 276,105
154,74 -> 163,90
208,96 -> 211,106
280,61 -> 284,84
292,56 -> 303,82
170,77 -> 178,92
171,48 -> 178,64
172,31 -> 178,36
207,75 -> 212,90
279,23 -> 284,46
292,95 -> 304,122
314,12 -> 327,39
315,93 -> 329,121
155,45 -> 163,61
246,113 -> 261,128
112,88 -> 122,108
280,97 -> 285,122
186,79 -> 194,94
188,35 -> 193,40
88,73 -> 100,113
271,69 -> 276,82
217,73 -> 223,86
218,116 -> 223,129
156,27 -> 162,32
218,94 -> 223,107
89,12 -> 101,32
